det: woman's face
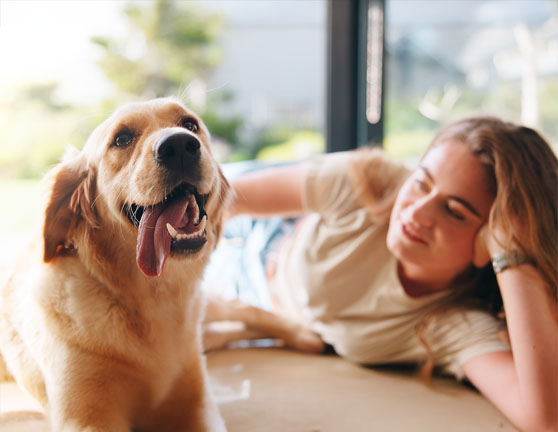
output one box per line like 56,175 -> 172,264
386,142 -> 494,288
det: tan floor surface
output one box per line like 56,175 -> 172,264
0,347 -> 517,432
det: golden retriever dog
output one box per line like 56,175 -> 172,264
0,98 -> 230,432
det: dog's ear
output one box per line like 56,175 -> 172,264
43,151 -> 98,262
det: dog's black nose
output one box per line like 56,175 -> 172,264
155,132 -> 201,177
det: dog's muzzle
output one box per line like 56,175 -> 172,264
124,131 -> 212,277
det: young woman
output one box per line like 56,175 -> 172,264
204,117 -> 557,431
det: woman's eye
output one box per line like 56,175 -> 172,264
446,205 -> 465,221
113,132 -> 133,148
414,179 -> 428,192
181,118 -> 199,133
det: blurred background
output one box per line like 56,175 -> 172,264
0,0 -> 556,244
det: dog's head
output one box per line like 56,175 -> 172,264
43,98 -> 230,277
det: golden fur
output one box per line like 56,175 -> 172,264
0,98 -> 229,431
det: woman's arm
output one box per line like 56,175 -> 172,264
463,236 -> 558,431
227,162 -> 309,219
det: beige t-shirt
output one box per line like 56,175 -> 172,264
272,151 -> 510,378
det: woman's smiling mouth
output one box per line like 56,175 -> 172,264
401,222 -> 427,244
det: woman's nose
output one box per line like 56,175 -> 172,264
408,196 -> 435,228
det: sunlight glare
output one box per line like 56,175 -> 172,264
0,0 -> 127,104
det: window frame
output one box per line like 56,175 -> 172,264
326,0 -> 386,153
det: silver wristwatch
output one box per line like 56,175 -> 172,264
491,250 -> 532,273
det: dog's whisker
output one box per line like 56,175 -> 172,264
108,186 -> 129,241
177,82 -> 230,107
176,84 -> 191,106
205,81 -> 231,94
90,191 -> 103,209
131,207 -> 142,226
118,207 -> 127,241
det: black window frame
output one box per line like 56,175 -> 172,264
326,0 -> 386,153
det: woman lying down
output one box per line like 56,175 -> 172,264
202,116 -> 557,432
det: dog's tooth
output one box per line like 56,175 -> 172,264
190,195 -> 200,224
166,223 -> 178,238
198,215 -> 207,233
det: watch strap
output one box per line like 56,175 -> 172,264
491,250 -> 532,273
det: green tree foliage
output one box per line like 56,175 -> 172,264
0,82 -> 100,179
91,0 -> 221,97
91,0 -> 243,148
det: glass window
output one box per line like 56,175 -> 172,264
201,0 -> 327,162
383,0 -> 557,162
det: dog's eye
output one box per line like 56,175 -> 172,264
113,132 -> 134,148
181,118 -> 199,133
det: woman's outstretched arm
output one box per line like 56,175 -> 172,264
227,162 -> 309,219
463,236 -> 558,431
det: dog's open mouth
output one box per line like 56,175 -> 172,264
123,184 -> 209,277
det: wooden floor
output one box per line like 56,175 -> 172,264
0,348 -> 517,432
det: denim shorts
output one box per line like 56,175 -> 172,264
202,215 -> 297,311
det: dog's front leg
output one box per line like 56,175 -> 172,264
48,392 -> 132,432
45,352 -> 140,432
143,356 -> 226,432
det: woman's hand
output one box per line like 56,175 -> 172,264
473,213 -> 527,268
472,222 -> 507,268
472,223 -> 492,268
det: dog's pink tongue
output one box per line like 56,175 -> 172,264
136,196 -> 189,277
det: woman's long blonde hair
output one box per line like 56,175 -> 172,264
351,116 -> 557,376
